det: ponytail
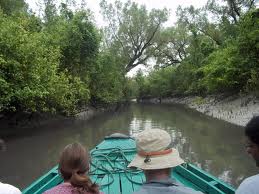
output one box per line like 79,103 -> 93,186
70,171 -> 99,194
59,143 -> 99,194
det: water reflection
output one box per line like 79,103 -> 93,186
0,103 -> 257,189
128,103 -> 257,187
0,114 -> 130,189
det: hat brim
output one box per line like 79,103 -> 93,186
128,148 -> 184,170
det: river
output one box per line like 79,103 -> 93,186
0,103 -> 257,190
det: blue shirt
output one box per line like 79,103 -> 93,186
236,174 -> 259,194
133,178 -> 204,194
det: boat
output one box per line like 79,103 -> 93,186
22,133 -> 236,194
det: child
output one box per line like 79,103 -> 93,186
44,143 -> 103,194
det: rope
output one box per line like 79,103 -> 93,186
89,147 -> 143,187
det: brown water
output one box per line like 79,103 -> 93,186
0,103 -> 257,190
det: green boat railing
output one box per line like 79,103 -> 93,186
22,135 -> 236,194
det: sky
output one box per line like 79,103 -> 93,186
24,0 -> 210,76
25,0 -> 209,26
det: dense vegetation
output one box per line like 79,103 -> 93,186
0,0 -> 258,117
0,0 -> 130,116
134,0 -> 258,99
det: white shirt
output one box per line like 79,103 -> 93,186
0,182 -> 21,194
236,174 -> 259,194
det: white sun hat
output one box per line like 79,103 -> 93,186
128,128 -> 184,170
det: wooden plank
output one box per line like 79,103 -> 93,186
22,137 -> 236,194
140,173 -> 146,183
110,147 -> 128,194
96,139 -> 136,151
120,173 -> 134,194
94,174 -> 105,186
122,151 -> 143,193
109,173 -> 121,194
131,173 -> 144,192
99,155 -> 113,194
90,157 -> 106,185
90,174 -> 99,185
99,174 -> 110,194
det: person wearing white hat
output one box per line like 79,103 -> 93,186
0,182 -> 21,194
128,128 -> 203,194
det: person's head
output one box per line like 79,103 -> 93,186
59,142 -> 99,194
245,116 -> 259,167
128,129 -> 184,180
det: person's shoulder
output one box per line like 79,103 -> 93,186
43,183 -> 71,194
132,184 -> 203,194
0,182 -> 21,194
236,174 -> 259,194
176,185 -> 204,194
239,174 -> 259,186
132,189 -> 148,194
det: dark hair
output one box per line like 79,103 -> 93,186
245,116 -> 259,145
59,142 -> 99,194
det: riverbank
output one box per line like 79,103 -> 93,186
142,95 -> 259,126
0,102 -> 127,137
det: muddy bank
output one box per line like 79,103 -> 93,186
0,103 -> 127,137
75,102 -> 127,120
141,95 -> 259,126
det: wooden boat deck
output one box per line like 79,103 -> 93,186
22,136 -> 236,194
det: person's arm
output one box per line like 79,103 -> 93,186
15,189 -> 22,194
236,184 -> 249,194
235,177 -> 256,194
5,184 -> 21,194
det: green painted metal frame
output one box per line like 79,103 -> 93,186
22,136 -> 236,194
22,166 -> 61,194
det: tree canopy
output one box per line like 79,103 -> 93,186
100,0 -> 168,72
0,0 -> 131,116
0,0 -> 258,117
133,2 -> 258,99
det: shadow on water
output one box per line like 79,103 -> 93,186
0,103 -> 257,189
0,109 -> 133,189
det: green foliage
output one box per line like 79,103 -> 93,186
0,11 -> 90,114
147,68 -> 174,97
100,0 -> 168,72
1,0 -> 258,116
135,70 -> 150,99
246,70 -> 259,96
89,52 -> 125,104
137,8 -> 259,99
196,9 -> 259,94
154,24 -> 189,67
123,77 -> 138,100
0,0 -> 27,15
47,73 -> 90,114
198,46 -> 240,93
134,67 -> 176,99
0,1 -> 135,116
237,9 -> 259,70
58,10 -> 100,78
